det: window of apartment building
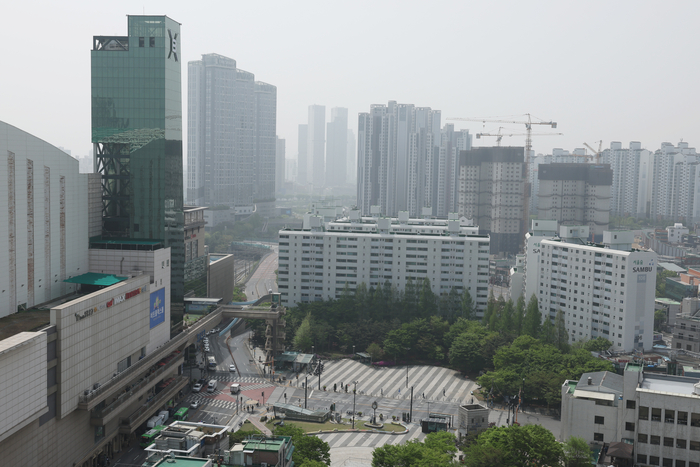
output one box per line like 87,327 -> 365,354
677,439 -> 687,449
593,433 -> 603,442
650,435 -> 661,445
690,462 -> 700,467
677,461 -> 687,467
652,408 -> 662,421
639,406 -> 649,420
626,400 -> 636,409
625,422 -> 635,432
678,411 -> 688,425
663,437 -> 674,447
665,410 -> 675,423
637,454 -> 647,464
662,459 -> 673,467
594,416 -> 605,424
638,433 -> 648,443
648,456 -> 660,466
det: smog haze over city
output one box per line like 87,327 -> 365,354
2,0 -> 699,159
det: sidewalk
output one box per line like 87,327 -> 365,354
247,415 -> 273,436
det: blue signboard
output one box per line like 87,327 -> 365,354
150,288 -> 166,329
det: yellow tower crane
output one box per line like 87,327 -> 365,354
583,141 -> 603,164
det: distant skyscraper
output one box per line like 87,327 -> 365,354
254,81 -> 277,201
326,107 -> 348,186
601,141 -> 651,218
92,15 -> 184,333
297,124 -> 308,185
346,129 -> 356,185
529,148 -> 587,214
357,101 -> 459,218
276,136 -> 285,193
650,141 -> 700,223
188,53 -> 276,207
307,105 -> 326,191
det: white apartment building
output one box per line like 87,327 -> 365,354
651,142 -> 699,222
529,227 -> 656,351
601,141 -> 653,218
561,363 -> 700,467
277,210 -> 490,313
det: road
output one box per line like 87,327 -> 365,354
244,246 -> 278,300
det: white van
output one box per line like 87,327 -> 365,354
207,380 -> 217,393
230,383 -> 240,394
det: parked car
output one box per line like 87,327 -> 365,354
193,383 -> 203,393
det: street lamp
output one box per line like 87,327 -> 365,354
352,381 -> 358,429
352,345 -> 355,358
371,400 -> 378,425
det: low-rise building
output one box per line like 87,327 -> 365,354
458,403 -> 490,437
561,363 -> 700,467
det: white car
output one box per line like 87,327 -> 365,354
190,400 -> 200,410
193,383 -> 203,393
229,364 -> 236,372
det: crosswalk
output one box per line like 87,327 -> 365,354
315,360 -> 476,403
209,375 -> 267,383
316,424 -> 425,449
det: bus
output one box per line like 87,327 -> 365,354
140,425 -> 166,448
173,407 -> 189,421
207,356 -> 216,370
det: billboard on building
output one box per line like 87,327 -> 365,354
150,288 -> 166,329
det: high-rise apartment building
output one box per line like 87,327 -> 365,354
527,227 -> 656,351
529,148 -> 587,214
326,107 -> 348,187
600,141 -> 653,218
650,142 -> 700,223
297,124 -> 308,186
537,163 -> 612,240
346,129 -> 356,185
187,53 -> 277,207
278,210 -> 490,314
307,105 -> 326,191
276,136 -> 286,193
92,15 -> 184,332
457,147 -> 524,255
357,101 -> 461,218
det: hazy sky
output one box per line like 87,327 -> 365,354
2,1 -> 700,160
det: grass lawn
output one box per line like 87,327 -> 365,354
264,418 -> 406,433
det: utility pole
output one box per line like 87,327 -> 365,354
304,376 -> 308,409
352,381 -> 357,429
409,386 -> 413,423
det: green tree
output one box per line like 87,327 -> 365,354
450,332 -> 486,374
461,289 -> 476,320
464,424 -> 563,467
372,431 -> 458,467
563,436 -> 592,467
482,291 -> 496,327
541,316 -> 555,345
655,269 -> 677,297
514,295 -> 526,335
554,309 -> 570,352
366,342 -> 384,362
654,309 -> 667,332
583,337 -> 612,352
293,313 -> 314,352
522,295 -> 541,338
275,425 -> 331,466
418,278 -> 437,318
229,429 -> 260,445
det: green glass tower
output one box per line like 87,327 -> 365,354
91,16 -> 184,335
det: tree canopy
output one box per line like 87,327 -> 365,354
274,425 -> 331,466
372,431 -> 458,467
463,424 -> 563,467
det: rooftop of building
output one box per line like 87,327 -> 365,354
0,308 -> 51,341
147,456 -> 209,467
655,297 -> 681,305
64,272 -> 128,287
575,371 -> 624,393
640,373 -> 700,396
659,262 -> 687,273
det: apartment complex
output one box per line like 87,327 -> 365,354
187,53 -> 277,207
326,107 -> 348,188
561,363 -> 700,467
528,228 -> 656,351
277,209 -> 490,314
600,141 -> 653,218
357,101 -> 471,218
537,163 -> 612,240
457,146 -> 524,255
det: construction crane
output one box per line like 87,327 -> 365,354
477,131 -> 563,147
583,141 -> 603,164
447,114 -> 558,252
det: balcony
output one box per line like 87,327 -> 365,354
89,352 -> 184,426
118,375 -> 189,434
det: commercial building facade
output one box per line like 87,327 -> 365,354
91,15 -> 185,333
278,210 -> 490,314
0,121 -> 90,318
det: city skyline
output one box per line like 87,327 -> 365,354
2,1 -> 700,165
